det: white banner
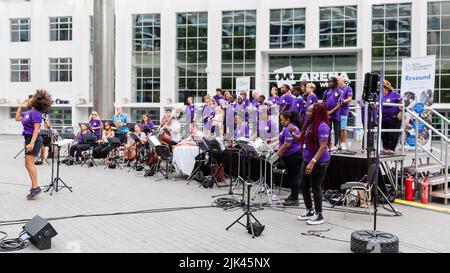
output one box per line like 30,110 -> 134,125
236,77 -> 251,94
401,55 -> 436,150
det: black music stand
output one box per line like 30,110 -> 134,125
105,137 -> 123,170
44,141 -> 73,195
127,122 -> 136,133
187,138 -> 209,184
202,137 -> 226,188
226,139 -> 265,238
61,133 -> 76,165
80,136 -> 98,168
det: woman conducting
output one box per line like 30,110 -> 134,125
16,90 -> 52,200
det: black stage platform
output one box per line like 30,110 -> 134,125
214,149 -> 405,191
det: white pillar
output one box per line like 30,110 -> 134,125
93,0 -> 115,119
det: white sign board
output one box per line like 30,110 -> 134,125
400,55 -> 436,150
236,77 -> 251,94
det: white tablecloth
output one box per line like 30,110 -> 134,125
172,145 -> 200,175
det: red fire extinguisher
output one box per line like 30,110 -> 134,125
405,173 -> 415,202
421,177 -> 429,204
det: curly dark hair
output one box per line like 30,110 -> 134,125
31,89 -> 52,113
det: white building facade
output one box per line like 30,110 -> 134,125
0,0 -> 449,134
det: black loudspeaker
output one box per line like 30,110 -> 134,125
363,72 -> 380,102
363,73 -> 371,102
22,215 -> 57,250
370,73 -> 380,95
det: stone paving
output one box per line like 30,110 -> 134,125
0,135 -> 449,253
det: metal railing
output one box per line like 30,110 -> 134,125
407,108 -> 449,202
430,109 -> 450,163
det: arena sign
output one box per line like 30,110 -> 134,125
273,66 -> 351,88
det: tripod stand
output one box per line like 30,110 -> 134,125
80,136 -> 98,168
226,181 -> 265,238
44,142 -> 73,195
211,147 -> 244,200
187,139 -> 209,185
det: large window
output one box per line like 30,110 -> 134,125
269,54 -> 358,99
176,12 -> 208,103
49,108 -> 72,130
132,14 -> 161,103
10,18 -> 31,42
320,6 -> 357,47
49,58 -> 72,82
270,8 -> 305,48
428,1 -> 450,104
131,108 -> 161,125
50,17 -> 72,41
371,3 -> 411,89
221,10 -> 257,92
10,59 -> 30,82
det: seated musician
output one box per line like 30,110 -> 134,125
93,121 -> 115,161
37,120 -> 58,165
133,124 -> 148,157
160,109 -> 171,128
162,113 -> 181,149
70,123 -> 92,162
139,113 -> 155,134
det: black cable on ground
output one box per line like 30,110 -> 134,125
212,197 -> 242,210
0,232 -> 29,252
0,205 -> 215,227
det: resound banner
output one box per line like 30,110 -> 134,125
400,55 -> 436,150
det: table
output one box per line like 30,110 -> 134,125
172,145 -> 200,175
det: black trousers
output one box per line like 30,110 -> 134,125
331,119 -> 340,146
70,143 -> 90,159
281,152 -> 302,200
381,120 -> 401,151
300,161 -> 329,213
93,144 -> 114,159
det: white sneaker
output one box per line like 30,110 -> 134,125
341,143 -> 347,150
297,209 -> 315,221
306,213 -> 325,225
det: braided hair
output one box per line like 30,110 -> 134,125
299,103 -> 331,152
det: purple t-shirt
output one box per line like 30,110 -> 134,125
89,119 -> 102,138
77,131 -> 92,143
21,109 -> 42,136
269,96 -> 280,105
278,124 -> 301,157
382,90 -> 402,123
251,98 -> 259,108
304,93 -> 318,119
185,104 -> 195,123
303,122 -> 331,163
140,121 -> 155,131
340,85 -> 353,117
243,98 -> 251,108
291,96 -> 304,114
213,95 -> 224,106
280,93 -> 294,112
323,88 -> 343,121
